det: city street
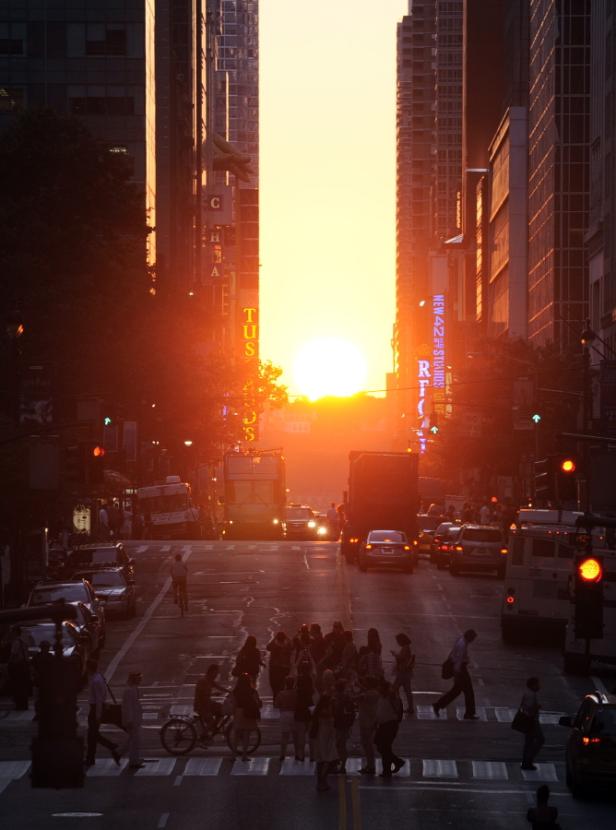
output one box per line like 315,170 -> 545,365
1,539 -> 615,829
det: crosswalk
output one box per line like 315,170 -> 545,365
0,757 -> 564,785
132,543 -> 311,556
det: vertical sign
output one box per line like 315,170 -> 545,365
241,306 -> 258,443
417,358 -> 431,453
432,294 -> 446,413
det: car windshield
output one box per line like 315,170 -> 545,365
22,625 -> 73,647
434,523 -> 453,535
368,531 -> 406,543
444,527 -> 461,540
139,493 -> 188,513
30,585 -> 86,605
463,529 -> 503,542
285,508 -> 312,519
87,572 -> 125,588
591,708 -> 616,736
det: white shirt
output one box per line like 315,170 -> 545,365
450,635 -> 469,674
479,505 -> 491,524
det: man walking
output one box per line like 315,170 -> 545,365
433,629 -> 478,719
520,677 -> 545,771
121,671 -> 144,769
85,660 -> 120,768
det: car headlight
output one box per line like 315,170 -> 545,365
273,518 -> 280,525
317,526 -> 327,536
308,520 -> 316,529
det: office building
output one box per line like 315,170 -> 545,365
0,1 -> 157,269
527,0 -> 591,348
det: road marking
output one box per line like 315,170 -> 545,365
417,704 -> 445,720
136,545 -> 148,554
456,706 -> 487,721
521,763 -> 558,782
104,548 -> 194,683
183,757 -> 223,776
494,707 -> 515,723
161,545 -> 171,553
51,813 -> 104,818
86,758 -> 128,777
157,813 -> 169,830
472,761 -> 508,780
230,757 -> 269,776
135,758 -> 176,777
0,761 -> 30,779
422,759 -> 458,778
303,551 -> 310,570
280,759 -> 315,775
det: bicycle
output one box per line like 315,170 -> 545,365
172,578 -> 188,616
160,712 -> 261,757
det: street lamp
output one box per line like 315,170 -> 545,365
183,439 -> 193,448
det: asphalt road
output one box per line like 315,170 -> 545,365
1,539 -> 615,829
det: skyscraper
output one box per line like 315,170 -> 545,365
527,0 -> 591,349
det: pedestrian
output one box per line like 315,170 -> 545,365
461,502 -> 473,523
526,784 -> 560,829
85,660 -> 120,768
479,502 -> 491,525
340,630 -> 358,681
375,679 -> 404,778
520,677 -> 545,771
320,668 -> 336,696
323,621 -> 346,669
391,633 -> 415,716
292,628 -> 317,679
231,672 -> 261,761
267,631 -> 293,699
309,623 -> 326,666
98,503 -> 110,540
275,675 -> 298,762
8,626 -> 31,711
294,661 -> 315,761
194,664 -> 229,731
433,629 -> 478,720
233,635 -> 264,683
326,502 -> 339,537
31,640 -> 54,720
310,694 -> 338,792
121,671 -> 144,769
332,679 -> 356,773
358,628 -> 383,683
358,676 -> 380,775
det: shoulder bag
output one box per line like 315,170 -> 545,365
100,677 -> 124,729
441,656 -> 454,680
511,708 -> 533,734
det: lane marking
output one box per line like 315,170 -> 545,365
230,757 -> 269,776
422,759 -> 458,778
52,813 -> 104,818
157,813 -> 170,829
104,549 -> 193,682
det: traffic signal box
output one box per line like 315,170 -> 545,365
533,454 -> 579,505
62,443 -> 106,491
573,540 -> 604,639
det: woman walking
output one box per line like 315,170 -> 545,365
520,677 -> 545,771
231,673 -> 261,761
358,676 -> 380,775
233,635 -> 264,684
294,662 -> 315,761
391,633 -> 415,716
375,679 -> 404,778
267,631 -> 292,699
358,628 -> 383,684
310,694 -> 338,792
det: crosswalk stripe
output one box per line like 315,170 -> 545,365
161,545 -> 171,553
280,759 -> 314,776
169,705 -> 193,717
136,545 -> 148,554
456,707 -> 487,721
135,758 -> 176,777
494,707 -> 515,723
0,761 -> 30,779
539,713 -> 563,725
87,759 -> 129,777
521,763 -> 558,782
422,759 -> 458,778
471,761 -> 508,781
183,758 -> 223,776
260,704 -> 279,720
230,757 -> 269,776
417,704 -> 445,720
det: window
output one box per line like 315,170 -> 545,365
86,24 -> 127,56
531,538 -> 555,558
461,529 -> 503,543
368,531 -> 407,543
0,22 -> 25,55
70,96 -> 134,116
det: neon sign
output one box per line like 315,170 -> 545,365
432,294 -> 445,390
241,306 -> 259,442
417,358 -> 431,453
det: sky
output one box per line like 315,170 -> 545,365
259,0 -> 409,397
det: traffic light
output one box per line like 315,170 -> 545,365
555,454 -> 578,504
87,444 -> 106,486
531,412 -> 542,425
429,412 -> 439,435
574,553 -> 604,639
62,444 -> 85,491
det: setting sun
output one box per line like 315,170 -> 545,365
292,337 -> 368,400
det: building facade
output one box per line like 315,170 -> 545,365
0,0 -> 157,268
527,0 -> 591,349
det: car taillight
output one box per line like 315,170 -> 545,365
454,545 -> 463,552
404,545 -> 411,551
500,547 -> 508,555
413,539 -> 418,546
582,736 -> 602,746
365,544 -> 373,550
440,544 -> 449,551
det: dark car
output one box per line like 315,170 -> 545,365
73,568 -> 136,618
284,505 -> 319,540
64,542 -> 134,582
21,620 -> 90,680
358,529 -> 415,573
28,579 -> 106,626
559,691 -> 616,797
430,521 -> 458,562
432,525 -> 462,570
448,525 -> 507,577
70,601 -> 105,652
416,515 -> 443,556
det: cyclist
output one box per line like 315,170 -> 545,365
170,554 -> 188,607
194,665 -> 229,733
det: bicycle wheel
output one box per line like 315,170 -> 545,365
225,722 -> 261,755
160,718 -> 197,755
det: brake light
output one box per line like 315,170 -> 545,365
404,545 -> 411,551
500,547 -> 508,555
440,544 -> 449,551
455,545 -> 463,552
365,544 -> 373,550
582,736 -> 601,746
413,539 -> 418,546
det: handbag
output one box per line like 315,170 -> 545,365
441,657 -> 454,680
511,709 -> 533,734
100,678 -> 124,729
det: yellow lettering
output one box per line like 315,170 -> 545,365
243,307 -> 257,324
244,342 -> 256,357
243,410 -> 257,425
244,425 -> 256,442
243,324 -> 257,340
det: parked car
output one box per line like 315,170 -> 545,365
284,505 -> 320,540
70,601 -> 105,652
559,691 -> 616,797
28,579 -> 106,626
64,542 -> 134,582
432,525 -> 462,570
358,529 -> 415,573
72,568 -> 136,618
448,525 -> 507,577
21,620 -> 90,680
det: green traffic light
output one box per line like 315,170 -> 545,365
429,425 -> 439,435
103,416 -> 112,426
531,413 -> 542,424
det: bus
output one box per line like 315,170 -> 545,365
136,476 -> 202,539
222,449 -> 286,539
500,510 -> 585,644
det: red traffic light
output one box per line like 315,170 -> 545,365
560,458 -> 576,474
92,445 -> 106,458
577,557 -> 603,583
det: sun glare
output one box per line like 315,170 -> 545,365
292,337 -> 368,400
